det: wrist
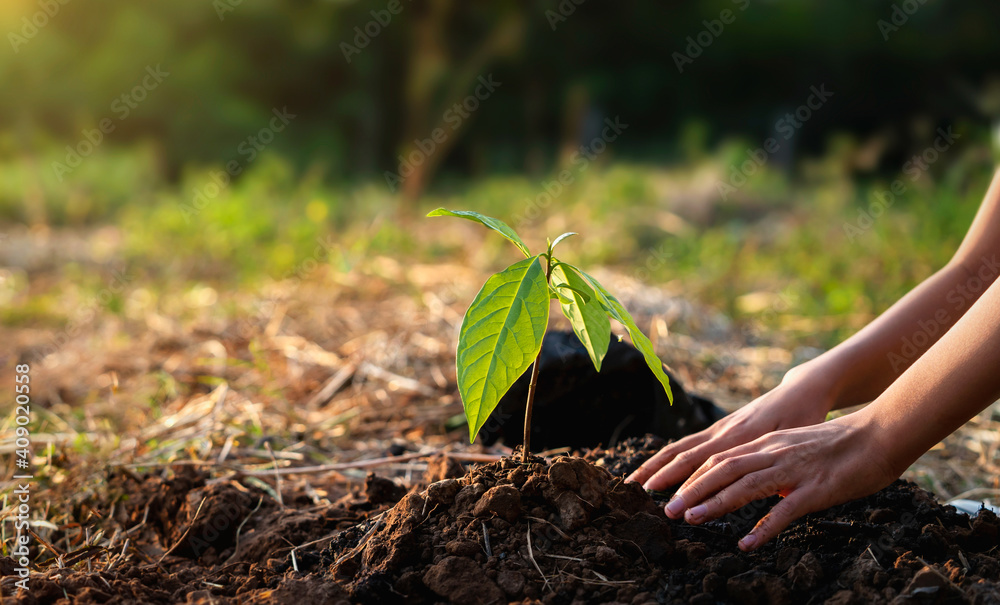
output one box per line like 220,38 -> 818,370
779,356 -> 847,415
848,404 -> 910,480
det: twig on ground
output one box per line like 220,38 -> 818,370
958,550 -> 971,574
60,545 -> 104,568
525,521 -> 550,592
159,497 -> 207,563
305,363 -> 357,409
25,526 -> 64,560
866,545 -> 883,568
277,527 -> 346,553
525,516 -> 570,540
264,442 -> 284,509
117,449 -> 511,477
211,383 -> 228,426
217,434 -> 236,464
125,503 -> 151,536
537,447 -> 571,457
482,522 -> 492,557
333,514 -> 386,568
556,570 -> 635,586
542,553 -> 584,562
359,362 -> 437,397
105,538 -> 130,572
225,496 -> 265,565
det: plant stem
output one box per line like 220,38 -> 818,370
522,253 -> 554,464
522,348 -> 542,463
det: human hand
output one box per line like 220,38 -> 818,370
661,411 -> 898,551
626,367 -> 836,490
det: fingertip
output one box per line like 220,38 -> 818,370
664,503 -> 681,520
738,533 -> 758,551
624,473 -> 640,484
664,494 -> 686,518
642,475 -> 667,493
746,494 -> 804,550
626,452 -> 671,486
684,504 -> 707,524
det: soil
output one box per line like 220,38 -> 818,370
5,437 -> 999,604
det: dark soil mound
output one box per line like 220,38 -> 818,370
329,454 -> 669,604
5,438 -> 999,604
322,439 -> 1000,604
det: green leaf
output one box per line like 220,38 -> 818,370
426,208 -> 531,258
551,263 -> 610,372
550,232 -> 578,252
553,283 -> 591,303
549,285 -> 573,304
565,264 -> 673,403
456,255 -> 550,442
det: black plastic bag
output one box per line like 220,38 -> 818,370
481,330 -> 725,450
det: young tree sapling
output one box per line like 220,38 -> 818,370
428,208 -> 673,462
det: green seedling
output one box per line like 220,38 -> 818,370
427,208 -> 673,462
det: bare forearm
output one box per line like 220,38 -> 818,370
858,274 -> 1000,474
792,170 -> 1000,411
805,259 -> 994,409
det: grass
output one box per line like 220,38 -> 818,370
1,149 -> 993,349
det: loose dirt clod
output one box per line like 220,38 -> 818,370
423,556 -> 505,604
473,485 -> 522,524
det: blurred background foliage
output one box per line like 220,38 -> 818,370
2,0 -> 1000,347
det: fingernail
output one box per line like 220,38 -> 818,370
685,504 -> 707,522
665,495 -> 686,516
739,534 -> 758,550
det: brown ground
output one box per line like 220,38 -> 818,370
1,234 -> 998,603
3,440 -> 999,604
